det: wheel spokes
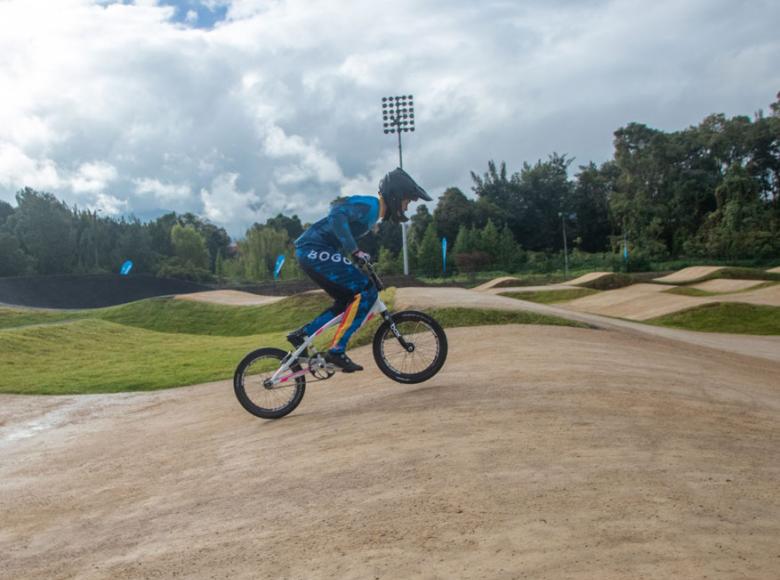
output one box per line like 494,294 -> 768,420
243,355 -> 300,412
381,320 -> 440,376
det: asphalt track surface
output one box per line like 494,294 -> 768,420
1,288 -> 779,579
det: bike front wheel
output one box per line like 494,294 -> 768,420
372,311 -> 448,384
234,347 -> 306,419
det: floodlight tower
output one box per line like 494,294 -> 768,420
382,94 -> 416,275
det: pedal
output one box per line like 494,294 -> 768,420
308,354 -> 336,380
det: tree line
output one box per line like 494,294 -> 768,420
1,93 -> 777,280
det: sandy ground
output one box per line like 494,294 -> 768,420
472,273 -> 611,293
561,283 -> 780,321
653,266 -> 724,284
174,290 -> 285,306
472,276 -> 523,291
2,324 -> 779,580
561,283 -> 695,321
565,272 -> 612,286
484,284 -> 580,294
396,287 -> 780,363
767,266 -> 780,274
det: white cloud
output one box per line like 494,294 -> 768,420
91,192 -> 128,216
134,178 -> 192,202
70,162 -> 118,194
263,126 -> 344,184
0,144 -> 62,191
200,172 -> 261,226
0,0 -> 778,239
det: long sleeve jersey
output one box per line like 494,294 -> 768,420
294,196 -> 380,255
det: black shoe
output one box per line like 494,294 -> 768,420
324,351 -> 363,373
287,328 -> 308,356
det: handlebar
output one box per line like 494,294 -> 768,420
358,259 -> 384,292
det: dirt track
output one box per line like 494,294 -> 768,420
2,321 -> 780,579
175,290 -> 285,306
653,266 -> 725,284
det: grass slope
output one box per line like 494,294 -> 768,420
0,319 -> 273,394
663,282 -> 776,297
500,288 -> 600,304
654,267 -> 780,286
1,288 -> 585,395
426,308 -> 590,328
0,294 -> 332,335
647,303 -> 780,335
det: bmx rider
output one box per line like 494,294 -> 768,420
287,167 -> 432,372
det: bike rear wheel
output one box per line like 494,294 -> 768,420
372,310 -> 448,384
234,347 -> 306,419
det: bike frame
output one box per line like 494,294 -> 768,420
267,295 -> 390,387
264,261 -> 416,388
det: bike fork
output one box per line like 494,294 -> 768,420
381,311 -> 415,353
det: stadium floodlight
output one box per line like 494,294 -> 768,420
382,95 -> 416,163
381,94 -> 416,275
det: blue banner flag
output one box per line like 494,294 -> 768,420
273,254 -> 286,279
120,260 -> 134,276
442,238 -> 447,273
623,245 -> 629,260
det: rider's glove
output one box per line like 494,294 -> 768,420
352,250 -> 371,266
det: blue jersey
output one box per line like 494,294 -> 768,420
295,196 -> 380,255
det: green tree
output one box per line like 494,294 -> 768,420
571,162 -> 614,252
476,219 -> 500,263
416,223 -> 442,276
8,188 -> 76,274
0,232 -> 32,276
496,225 -> 524,271
409,204 -> 432,245
239,225 -> 290,281
471,155 -> 574,252
148,212 -> 178,258
452,225 -> 477,256
0,200 -> 13,227
432,187 -> 474,243
171,224 -> 209,269
376,246 -> 401,275
114,220 -> 154,274
215,249 -> 225,280
513,153 -> 574,251
265,213 -> 304,241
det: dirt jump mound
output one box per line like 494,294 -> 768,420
653,266 -> 724,284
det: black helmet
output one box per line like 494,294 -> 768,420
378,167 -> 432,223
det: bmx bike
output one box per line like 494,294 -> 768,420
233,260 -> 448,419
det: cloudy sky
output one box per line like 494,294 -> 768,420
1,0 -> 778,238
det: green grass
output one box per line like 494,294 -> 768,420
1,287 -> 591,395
647,303 -> 780,335
694,268 -> 780,284
0,319 -> 276,394
423,307 -> 590,328
663,286 -> 719,297
0,293 -> 333,335
499,288 -> 600,304
0,307 -> 87,329
653,267 -> 780,286
663,281 -> 776,297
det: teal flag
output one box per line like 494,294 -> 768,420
273,255 -> 286,279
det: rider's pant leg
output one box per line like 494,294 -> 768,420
329,283 -> 378,353
296,248 -> 371,342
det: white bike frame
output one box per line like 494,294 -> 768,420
268,296 -> 389,386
